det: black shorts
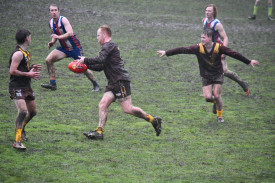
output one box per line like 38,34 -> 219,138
106,80 -> 131,99
9,88 -> 35,101
202,75 -> 224,86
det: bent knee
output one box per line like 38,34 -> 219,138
18,110 -> 28,117
29,110 -> 37,118
46,56 -> 54,64
99,102 -> 108,111
213,94 -> 221,99
122,108 -> 132,114
223,68 -> 231,74
205,97 -> 213,103
46,54 -> 59,64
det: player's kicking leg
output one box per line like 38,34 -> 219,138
119,95 -> 162,136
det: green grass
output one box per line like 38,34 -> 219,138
0,0 -> 274,182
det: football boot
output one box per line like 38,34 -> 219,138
13,141 -> 26,149
241,81 -> 249,96
217,117 -> 224,123
41,82 -> 57,90
83,131 -> 104,140
248,15 -> 256,20
92,85 -> 101,92
152,117 -> 162,136
268,16 -> 274,21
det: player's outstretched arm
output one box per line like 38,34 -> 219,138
157,50 -> 166,57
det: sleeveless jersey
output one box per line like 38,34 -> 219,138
203,18 -> 222,43
49,16 -> 81,51
9,45 -> 31,89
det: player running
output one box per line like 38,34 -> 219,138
78,25 -> 162,139
41,4 -> 100,91
157,28 -> 259,123
9,29 -> 42,149
203,4 -> 250,96
248,0 -> 274,20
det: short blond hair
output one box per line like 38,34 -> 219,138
100,25 -> 112,37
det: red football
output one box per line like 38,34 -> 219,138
68,61 -> 87,73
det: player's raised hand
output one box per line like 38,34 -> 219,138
48,41 -> 55,48
157,50 -> 166,57
29,68 -> 41,80
31,64 -> 42,72
250,60 -> 259,68
51,34 -> 60,39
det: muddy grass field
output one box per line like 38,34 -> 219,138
0,0 -> 274,182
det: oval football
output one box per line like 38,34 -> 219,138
68,61 -> 87,73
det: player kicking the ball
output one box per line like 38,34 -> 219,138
78,25 -> 161,140
41,4 -> 100,91
157,28 -> 259,123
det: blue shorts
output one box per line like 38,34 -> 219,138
56,46 -> 83,60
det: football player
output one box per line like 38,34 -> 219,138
248,0 -> 274,20
41,4 -> 100,91
203,4 -> 250,96
78,25 -> 162,139
9,29 -> 42,149
157,29 -> 259,123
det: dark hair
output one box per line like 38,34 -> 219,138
100,25 -> 112,37
202,28 -> 213,38
205,4 -> 218,19
15,29 -> 31,44
49,4 -> 59,11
